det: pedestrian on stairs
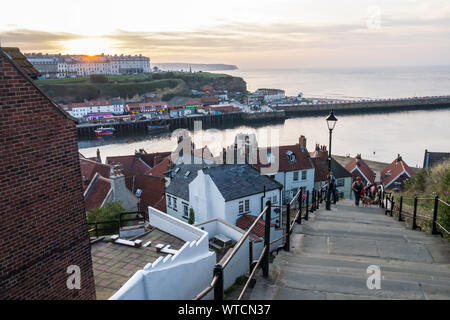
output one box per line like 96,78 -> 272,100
352,177 -> 364,206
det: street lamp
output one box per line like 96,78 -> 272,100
325,109 -> 338,210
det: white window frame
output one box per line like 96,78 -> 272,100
301,170 -> 307,180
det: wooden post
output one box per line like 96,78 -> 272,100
263,200 -> 271,277
412,197 -> 418,230
213,264 -> 224,300
398,196 -> 403,221
305,190 -> 309,221
249,241 -> 254,272
284,203 -> 290,251
297,188 -> 303,224
432,196 -> 439,235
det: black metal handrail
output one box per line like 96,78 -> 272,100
237,246 -> 267,300
380,192 -> 449,237
193,186 -> 325,301
194,203 -> 271,300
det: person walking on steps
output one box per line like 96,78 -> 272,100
352,177 -> 364,206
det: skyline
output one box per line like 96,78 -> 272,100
1,0 -> 450,68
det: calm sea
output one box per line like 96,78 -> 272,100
218,65 -> 450,99
78,66 -> 450,167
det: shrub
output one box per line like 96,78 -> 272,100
188,208 -> 195,225
90,74 -> 108,83
87,202 -> 126,236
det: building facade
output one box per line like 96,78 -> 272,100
25,53 -> 151,78
61,99 -> 125,119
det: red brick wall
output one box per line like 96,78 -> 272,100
0,53 -> 96,299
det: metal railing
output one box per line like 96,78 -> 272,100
194,186 -> 326,300
88,211 -> 147,238
380,192 -> 449,237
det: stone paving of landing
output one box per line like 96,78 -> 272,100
250,199 -> 450,300
91,228 -> 185,300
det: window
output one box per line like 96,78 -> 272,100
272,195 -> 278,204
291,188 -> 298,197
301,170 -> 307,180
245,199 -> 250,212
167,195 -> 172,208
173,198 -> 177,211
337,179 -> 345,187
183,203 -> 189,219
293,171 -> 299,181
239,201 -> 244,214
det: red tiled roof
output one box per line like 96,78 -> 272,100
107,155 -> 152,175
145,156 -> 171,178
140,152 -> 172,167
84,174 -> 111,211
124,174 -> 166,212
254,144 -> 313,172
80,158 -> 111,190
236,214 -> 274,238
345,156 -> 376,184
381,156 -> 415,188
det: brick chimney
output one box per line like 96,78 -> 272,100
356,153 -> 361,167
299,135 -> 307,148
397,154 -> 402,162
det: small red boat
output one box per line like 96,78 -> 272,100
94,127 -> 115,136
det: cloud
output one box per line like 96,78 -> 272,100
1,16 -> 450,66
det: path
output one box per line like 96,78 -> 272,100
250,199 -> 450,300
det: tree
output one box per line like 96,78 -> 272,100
188,208 -> 195,225
87,202 -> 126,236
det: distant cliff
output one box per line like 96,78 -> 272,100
35,72 -> 246,103
153,63 -> 238,72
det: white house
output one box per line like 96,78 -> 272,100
253,135 -> 315,203
165,163 -> 209,222
188,164 -> 284,251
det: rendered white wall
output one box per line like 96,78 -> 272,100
109,206 -> 216,300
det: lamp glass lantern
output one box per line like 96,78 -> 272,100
326,110 -> 338,130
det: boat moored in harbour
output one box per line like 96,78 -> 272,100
94,127 -> 115,136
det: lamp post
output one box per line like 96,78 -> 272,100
325,109 -> 338,211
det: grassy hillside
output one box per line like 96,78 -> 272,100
392,160 -> 450,239
35,72 -> 247,103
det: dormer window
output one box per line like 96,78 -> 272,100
286,150 -> 296,162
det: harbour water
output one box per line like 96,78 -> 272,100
78,108 -> 450,168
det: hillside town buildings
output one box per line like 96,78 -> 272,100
61,99 -> 125,119
25,53 -> 151,78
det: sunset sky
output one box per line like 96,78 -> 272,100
1,0 -> 450,68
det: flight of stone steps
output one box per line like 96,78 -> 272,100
250,199 -> 450,300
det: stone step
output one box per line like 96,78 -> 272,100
250,199 -> 450,300
273,266 -> 448,299
273,253 -> 450,284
